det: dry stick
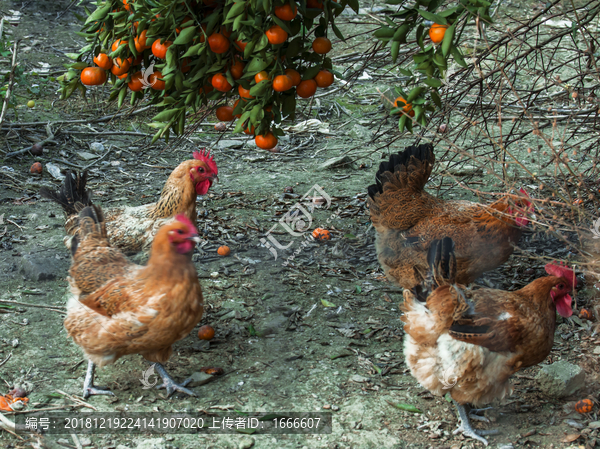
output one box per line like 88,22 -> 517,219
0,352 -> 12,368
0,39 -> 20,149
5,137 -> 56,159
0,299 -> 65,313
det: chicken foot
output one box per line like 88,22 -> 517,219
452,400 -> 498,446
469,407 -> 493,423
152,363 -> 197,398
82,361 -> 115,399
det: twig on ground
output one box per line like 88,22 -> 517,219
0,39 -> 20,144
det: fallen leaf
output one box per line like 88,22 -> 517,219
561,434 -> 581,443
321,299 -> 336,307
387,400 -> 422,413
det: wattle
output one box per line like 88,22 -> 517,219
555,294 -> 573,318
195,180 -> 211,195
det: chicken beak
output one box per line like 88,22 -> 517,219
188,235 -> 201,244
210,174 -> 218,185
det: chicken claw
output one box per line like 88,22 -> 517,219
469,406 -> 492,423
153,363 -> 197,398
83,361 -> 115,399
453,401 -> 498,446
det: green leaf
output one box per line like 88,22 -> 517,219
117,86 -> 127,108
344,233 -> 356,239
347,0 -> 359,13
374,27 -> 395,39
438,6 -> 460,17
249,81 -> 271,96
321,299 -> 336,307
153,108 -> 183,122
451,45 -> 467,68
302,65 -> 321,80
272,16 -> 291,34
332,23 -> 345,41
431,89 -> 442,108
406,86 -> 425,103
398,113 -> 407,132
68,62 -> 88,70
392,24 -> 410,43
173,26 -> 197,45
391,41 -> 400,63
441,23 -> 455,57
84,1 -> 111,25
424,77 -> 442,88
226,2 -> 247,21
355,285 -> 362,294
417,9 -> 447,24
182,42 -> 204,58
387,401 -> 423,413
248,323 -> 257,336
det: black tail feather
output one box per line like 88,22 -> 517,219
416,237 -> 456,301
40,170 -> 91,215
367,143 -> 434,200
71,205 -> 105,256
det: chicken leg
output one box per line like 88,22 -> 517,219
82,361 -> 115,399
152,363 -> 197,398
452,400 -> 498,446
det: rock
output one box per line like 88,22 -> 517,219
238,437 -> 255,449
79,437 -> 93,447
21,254 -> 68,281
76,151 -> 99,161
216,139 -> 244,149
350,374 -> 370,383
136,438 -> 166,449
261,314 -> 288,335
535,361 -> 585,397
593,346 -> 600,355
589,421 -> 600,429
187,371 -> 214,387
57,439 -> 71,446
319,156 -> 352,170
45,162 -> 64,180
90,142 -> 105,153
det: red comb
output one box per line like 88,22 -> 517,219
518,187 -> 532,207
175,214 -> 197,234
545,262 -> 576,288
193,149 -> 218,175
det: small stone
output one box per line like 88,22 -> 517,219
593,346 -> 600,355
350,374 -> 369,383
76,151 -> 99,161
535,360 -> 585,397
21,254 -> 68,281
261,314 -> 288,335
79,437 -> 93,447
90,142 -> 105,153
331,405 -> 339,411
186,371 -> 214,387
322,404 -> 331,410
238,437 -> 255,449
319,156 -> 352,170
216,139 -> 244,149
57,439 -> 70,446
589,421 -> 600,429
136,437 -> 166,449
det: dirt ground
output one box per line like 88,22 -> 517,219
1,1 -> 600,449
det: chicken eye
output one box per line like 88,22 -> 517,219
557,283 -> 564,289
177,229 -> 184,235
197,167 -> 205,173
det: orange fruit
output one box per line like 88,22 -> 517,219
275,3 -> 298,20
129,54 -> 143,66
197,325 -> 215,340
151,40 -> 172,59
181,57 -> 191,73
128,71 -> 144,91
30,162 -> 42,174
212,73 -> 232,92
208,33 -> 230,54
93,53 -> 113,71
255,132 -> 278,150
575,399 -> 594,414
307,0 -> 324,9
149,71 -> 165,90
176,16 -> 192,34
116,72 -> 128,80
429,23 -> 448,44
273,74 -> 293,92
199,24 -> 208,43
312,228 -> 330,240
230,59 -> 245,80
265,25 -> 288,45
110,57 -> 130,76
216,105 -> 235,121
254,71 -> 270,84
234,40 -> 247,51
315,70 -> 334,88
134,30 -> 152,52
285,68 -> 301,86
220,26 -> 232,38
217,245 -> 231,256
244,124 -> 255,135
199,81 -> 214,95
312,37 -> 332,54
238,84 -> 254,99
123,0 -> 132,11
297,79 -> 317,98
111,39 -> 127,52
393,96 -> 413,114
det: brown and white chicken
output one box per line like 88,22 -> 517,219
65,205 -> 204,398
41,150 -> 218,253
402,237 -> 575,445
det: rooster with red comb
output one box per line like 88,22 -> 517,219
41,150 -> 218,254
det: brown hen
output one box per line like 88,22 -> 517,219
41,150 -> 218,253
402,237 -> 575,445
65,205 -> 204,398
368,143 -> 531,296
